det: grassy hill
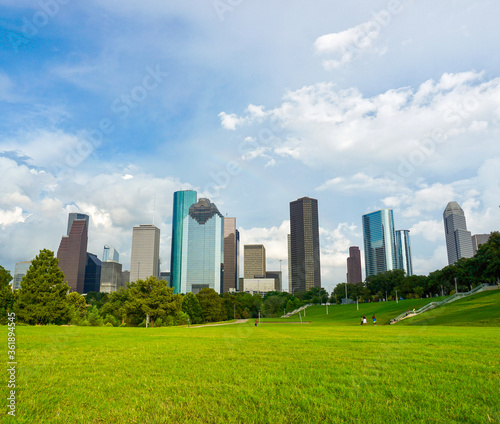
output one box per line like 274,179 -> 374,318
273,288 -> 500,327
265,296 -> 447,326
399,289 -> 500,327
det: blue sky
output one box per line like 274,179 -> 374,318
1,0 -> 500,291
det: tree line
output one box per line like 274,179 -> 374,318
330,231 -> 500,304
0,249 -> 313,326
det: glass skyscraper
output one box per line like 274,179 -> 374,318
443,201 -> 473,265
170,190 -> 197,293
395,230 -> 413,276
362,209 -> 397,278
182,198 -> 224,294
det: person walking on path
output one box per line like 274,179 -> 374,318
372,314 -> 377,326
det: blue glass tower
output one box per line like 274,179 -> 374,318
170,190 -> 197,293
362,209 -> 397,278
183,198 -> 224,294
395,230 -> 413,276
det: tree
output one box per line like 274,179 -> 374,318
182,292 -> 203,324
100,287 -> 131,324
124,277 -> 182,327
14,249 -> 70,325
196,288 -> 224,322
0,266 -> 14,324
67,292 -> 88,324
262,295 -> 285,317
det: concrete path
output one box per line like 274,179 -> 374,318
189,319 -> 248,328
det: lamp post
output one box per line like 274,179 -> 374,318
137,261 -> 140,281
454,277 -> 458,294
345,283 -> 348,305
395,290 -> 398,303
385,291 -> 388,302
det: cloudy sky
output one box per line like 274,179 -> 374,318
1,0 -> 499,292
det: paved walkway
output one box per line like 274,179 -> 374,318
189,319 -> 248,328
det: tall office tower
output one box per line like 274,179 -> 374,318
121,270 -> 130,287
223,217 -> 239,293
57,215 -> 89,293
103,245 -> 119,262
13,261 -> 31,290
289,197 -> 321,292
362,209 -> 397,278
346,246 -> 362,284
84,253 -> 101,293
100,261 -> 123,293
182,198 -> 224,294
472,233 -> 490,255
130,224 -> 160,281
244,245 -> 266,279
170,190 -> 197,293
287,234 -> 292,293
443,202 -> 474,265
67,213 -> 90,236
395,230 -> 413,276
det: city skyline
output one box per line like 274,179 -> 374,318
1,2 -> 500,288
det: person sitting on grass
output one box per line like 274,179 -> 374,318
372,314 -> 376,326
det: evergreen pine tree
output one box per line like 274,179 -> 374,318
15,249 -> 70,325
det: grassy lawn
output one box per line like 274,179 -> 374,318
2,320 -> 499,423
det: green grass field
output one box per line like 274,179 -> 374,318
2,291 -> 499,423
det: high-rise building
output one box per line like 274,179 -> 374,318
13,261 -> 31,290
443,202 -> 474,265
472,233 -> 491,255
130,224 -> 160,281
84,253 -> 101,293
289,197 -> 321,293
57,214 -> 89,293
395,230 -> 413,276
181,198 -> 224,294
67,213 -> 90,236
100,261 -> 123,294
121,270 -> 130,287
170,190 -> 197,293
287,234 -> 292,293
346,246 -> 362,284
362,209 -> 397,278
103,245 -> 119,262
244,245 -> 266,279
223,217 -> 239,293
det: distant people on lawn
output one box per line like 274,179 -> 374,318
363,315 -> 367,325
360,316 -> 363,325
255,319 -> 258,327
372,315 -> 376,326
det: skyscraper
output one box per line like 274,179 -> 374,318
182,198 -> 224,294
287,234 -> 292,293
471,233 -> 490,255
443,202 -> 474,265
395,230 -> 413,276
103,245 -> 119,262
13,261 -> 31,290
223,217 -> 239,293
84,253 -> 101,293
67,213 -> 90,236
57,214 -> 89,293
362,209 -> 397,278
289,197 -> 321,293
346,246 -> 362,284
170,190 -> 197,293
244,245 -> 266,279
130,224 -> 160,281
